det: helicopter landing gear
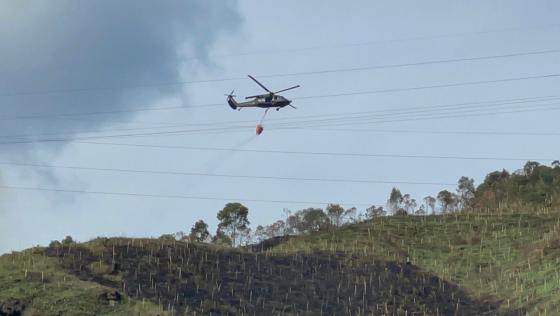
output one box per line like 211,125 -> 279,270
276,107 -> 280,111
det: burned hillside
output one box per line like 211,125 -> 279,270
41,237 -> 506,315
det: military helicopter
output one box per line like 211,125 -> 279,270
227,75 -> 300,112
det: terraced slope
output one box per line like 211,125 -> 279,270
0,250 -> 166,315
1,211 -> 557,315
272,212 -> 560,315
0,240 -> 498,314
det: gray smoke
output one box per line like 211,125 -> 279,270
0,1 -> 242,157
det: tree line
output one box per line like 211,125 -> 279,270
173,160 -> 559,247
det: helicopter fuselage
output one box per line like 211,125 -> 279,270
228,94 -> 291,110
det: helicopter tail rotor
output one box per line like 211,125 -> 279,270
226,90 -> 238,110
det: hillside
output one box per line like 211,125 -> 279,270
272,211 -> 560,315
1,211 -> 559,315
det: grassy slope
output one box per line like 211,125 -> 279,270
1,211 -> 558,315
0,249 -> 167,316
272,212 -> 560,315
2,237 -> 500,315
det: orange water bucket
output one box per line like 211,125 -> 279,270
256,124 -> 264,135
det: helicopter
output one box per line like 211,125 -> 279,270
227,75 -> 300,112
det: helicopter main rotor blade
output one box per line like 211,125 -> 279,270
289,104 -> 297,109
274,85 -> 300,94
248,75 -> 272,93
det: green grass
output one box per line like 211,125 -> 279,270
272,212 -> 560,315
0,249 -> 168,316
1,211 -> 559,315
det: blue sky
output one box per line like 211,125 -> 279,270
1,0 -> 560,253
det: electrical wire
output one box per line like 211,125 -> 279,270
0,95 -> 554,139
0,99 -> 557,143
197,23 -> 560,60
2,72 -> 560,126
1,49 -> 559,98
0,184 -> 375,206
68,141 -> 555,162
267,102 -> 560,129
289,128 -> 560,137
0,161 -> 455,186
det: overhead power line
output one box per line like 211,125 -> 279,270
1,49 -> 559,98
0,184 -> 374,207
0,95 -> 557,140
269,102 -> 560,129
71,141 -> 555,162
295,74 -> 560,101
0,97 -> 557,143
4,92 -> 557,123
0,161 -> 455,186
253,49 -> 560,79
2,73 -> 560,123
293,128 -> 560,137
198,23 -> 560,60
0,103 -> 554,144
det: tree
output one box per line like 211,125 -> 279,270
286,214 -> 301,235
61,236 -> 74,246
366,205 -> 386,219
237,227 -> 252,246
302,208 -> 329,232
189,220 -> 210,242
282,208 -> 291,235
394,208 -> 408,216
387,188 -> 403,214
457,176 -> 475,210
402,194 -> 412,213
217,202 -> 250,247
267,220 -> 286,237
409,199 -> 417,213
423,196 -> 436,214
174,231 -> 186,240
523,161 -> 540,176
343,207 -> 358,223
49,240 -> 62,248
450,193 -> 460,211
552,160 -> 560,169
326,204 -> 345,227
212,228 -> 232,246
290,208 -> 329,233
415,205 -> 426,215
437,190 -> 454,213
254,225 -> 267,243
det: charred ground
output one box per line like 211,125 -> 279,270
44,238 -> 500,315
